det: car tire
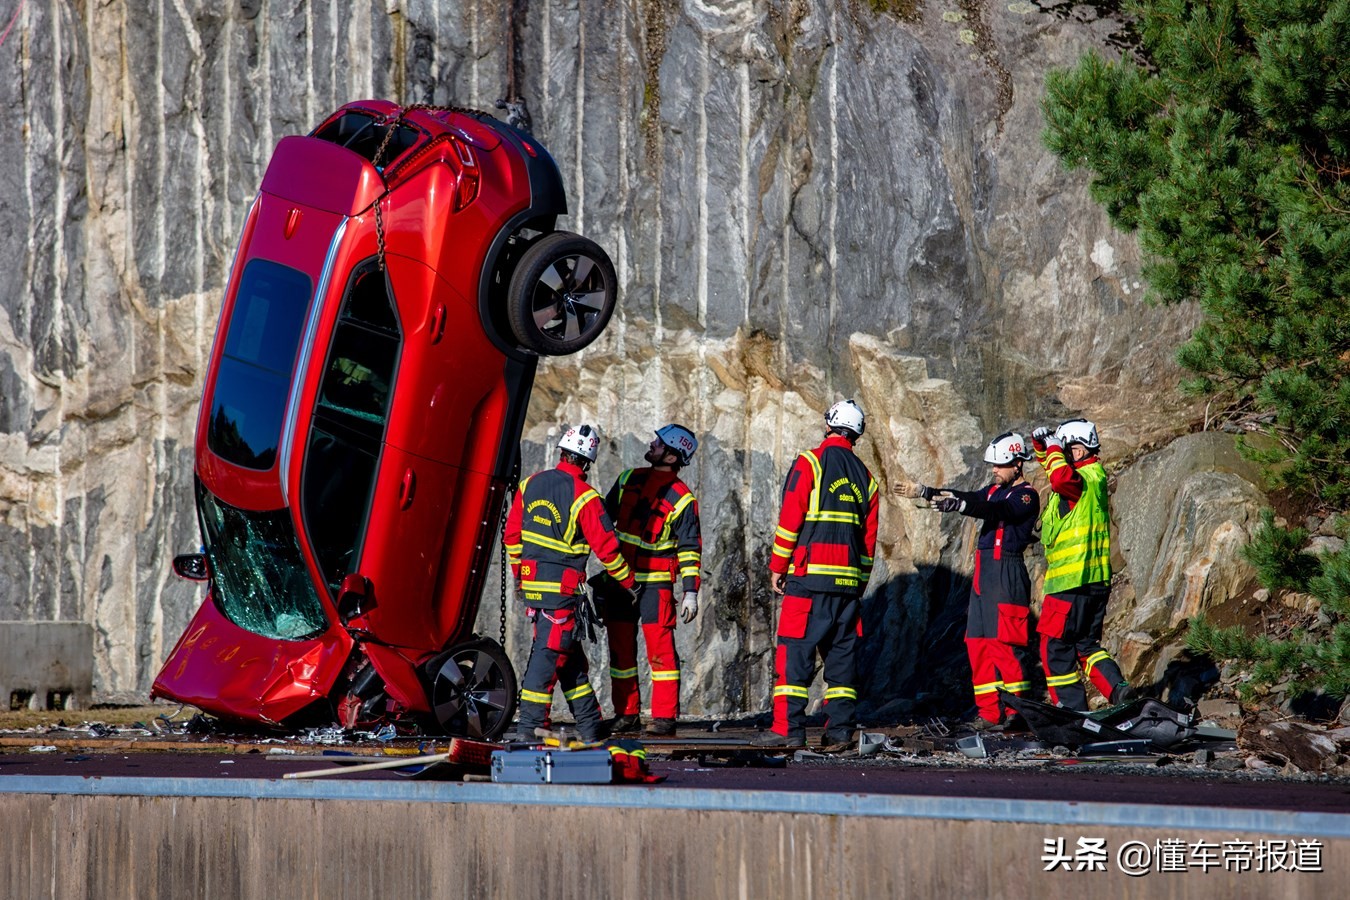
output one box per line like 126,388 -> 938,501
507,231 -> 617,355
427,637 -> 519,739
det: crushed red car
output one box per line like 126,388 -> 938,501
152,101 -> 618,738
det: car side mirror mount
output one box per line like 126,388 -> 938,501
172,553 -> 209,582
337,573 -> 371,624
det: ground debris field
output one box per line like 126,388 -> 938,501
3,704 -> 1350,815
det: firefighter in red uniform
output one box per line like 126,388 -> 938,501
502,424 -> 634,742
602,423 -> 702,737
896,432 -> 1040,729
755,400 -> 879,750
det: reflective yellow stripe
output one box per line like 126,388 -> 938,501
520,579 -> 564,593
617,531 -> 679,552
651,669 -> 681,682
867,480 -> 878,500
609,667 -> 638,679
805,564 -> 861,578
860,556 -> 873,567
677,551 -> 701,563
772,544 -> 793,559
803,450 -> 823,515
679,566 -> 700,579
972,681 -> 1002,695
823,686 -> 857,700
563,683 -> 594,701
564,489 -> 602,546
804,510 -> 862,525
775,526 -> 799,542
670,492 -> 696,520
520,689 -> 552,705
604,557 -> 632,581
1083,650 -> 1111,673
522,532 -> 588,554
609,746 -> 647,761
1002,681 -> 1030,693
634,571 -> 671,583
774,685 -> 810,699
1046,673 -> 1081,687
504,543 -> 523,553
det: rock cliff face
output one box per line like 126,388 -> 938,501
2,1 -> 1255,716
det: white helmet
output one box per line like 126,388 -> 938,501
985,431 -> 1032,465
558,423 -> 600,462
655,423 -> 698,465
1055,418 -> 1099,450
825,399 -> 866,437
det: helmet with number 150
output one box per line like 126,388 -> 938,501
655,423 -> 698,466
984,431 -> 1032,465
825,399 -> 866,437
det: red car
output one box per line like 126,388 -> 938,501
152,101 -> 617,738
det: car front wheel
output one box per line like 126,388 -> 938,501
507,231 -> 617,355
427,637 -> 518,739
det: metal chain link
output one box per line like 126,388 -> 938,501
498,480 -> 516,650
367,102 -> 494,271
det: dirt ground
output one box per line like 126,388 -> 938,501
0,702 -> 195,731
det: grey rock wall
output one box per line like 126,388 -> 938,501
3,0 -> 1242,717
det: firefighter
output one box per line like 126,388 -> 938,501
602,423 -> 703,737
1030,418 -> 1134,710
502,424 -> 635,742
755,400 -> 879,750
895,431 -> 1040,729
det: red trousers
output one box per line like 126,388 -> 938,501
606,585 -> 681,719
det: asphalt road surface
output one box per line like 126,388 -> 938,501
4,747 -> 1349,814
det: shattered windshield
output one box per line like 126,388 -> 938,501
197,480 -> 329,640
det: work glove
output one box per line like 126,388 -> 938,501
1031,426 -> 1056,450
934,491 -> 966,514
680,592 -> 699,624
893,481 -> 935,500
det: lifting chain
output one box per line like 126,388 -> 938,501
367,102 -> 492,272
498,479 -> 516,650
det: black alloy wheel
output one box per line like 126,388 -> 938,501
507,231 -> 618,355
427,637 -> 518,739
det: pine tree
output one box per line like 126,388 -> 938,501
1042,0 -> 1350,697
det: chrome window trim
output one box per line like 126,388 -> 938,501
279,217 -> 349,505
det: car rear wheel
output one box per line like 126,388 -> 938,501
428,638 -> 518,739
507,231 -> 617,355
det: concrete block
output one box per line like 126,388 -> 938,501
0,622 -> 94,710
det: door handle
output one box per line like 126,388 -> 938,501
429,303 -> 447,344
398,468 -> 416,510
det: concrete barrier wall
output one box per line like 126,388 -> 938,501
2,781 -> 1345,899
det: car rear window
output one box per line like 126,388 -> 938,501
208,259 -> 313,470
312,111 -> 420,169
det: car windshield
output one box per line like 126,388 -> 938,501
208,259 -> 312,470
197,480 -> 329,640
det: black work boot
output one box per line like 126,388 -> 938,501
608,713 -> 642,734
644,718 -> 677,737
1111,683 -> 1137,705
819,730 -> 854,752
750,731 -> 806,748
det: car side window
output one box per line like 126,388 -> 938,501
301,262 -> 402,592
207,260 -> 312,470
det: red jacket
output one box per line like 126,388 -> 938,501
504,459 -> 633,608
770,434 -> 879,595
